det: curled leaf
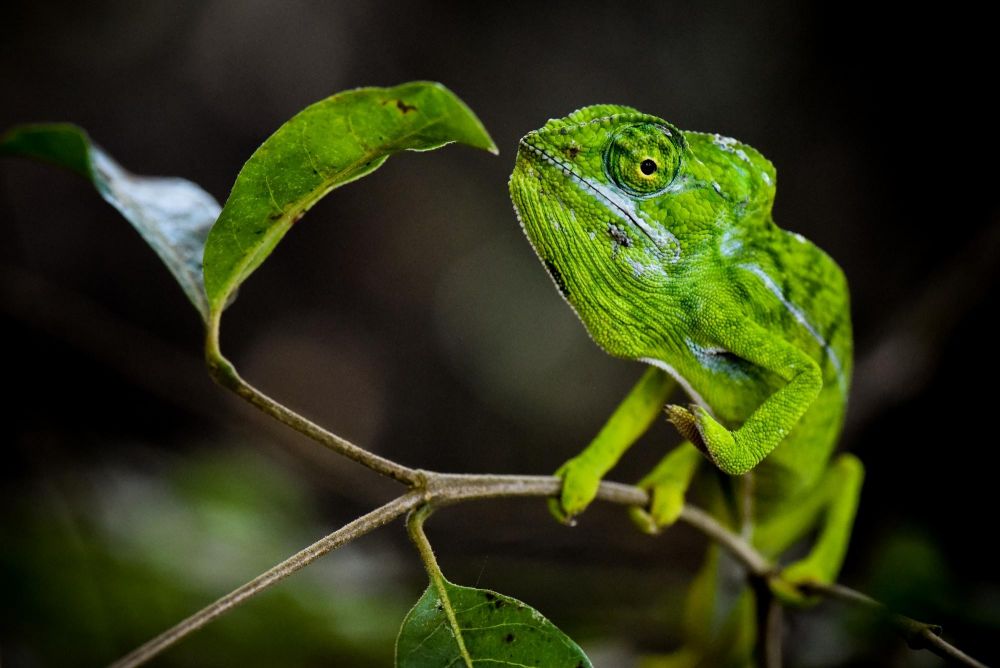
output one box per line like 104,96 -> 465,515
203,81 -> 497,318
1,124 -> 220,321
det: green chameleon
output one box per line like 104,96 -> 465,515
508,105 -> 863,666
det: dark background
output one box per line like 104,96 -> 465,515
2,2 -> 996,666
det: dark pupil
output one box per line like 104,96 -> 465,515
640,159 -> 657,175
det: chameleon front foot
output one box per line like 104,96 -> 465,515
548,456 -> 604,525
665,404 -> 756,476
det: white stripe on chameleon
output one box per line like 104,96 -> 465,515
521,142 -> 681,261
686,338 -> 752,380
640,357 -> 714,416
713,134 -> 738,148
626,257 -> 664,278
711,135 -> 751,165
720,228 -> 742,257
739,263 -> 847,395
576,170 -> 680,256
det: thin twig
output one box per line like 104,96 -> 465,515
678,504 -> 771,576
203,318 -> 419,485
109,491 -> 424,668
803,582 -> 989,668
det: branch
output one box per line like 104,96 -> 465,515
111,472 -> 988,668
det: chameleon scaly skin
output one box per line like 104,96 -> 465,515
509,105 -> 863,664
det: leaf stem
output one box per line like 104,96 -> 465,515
406,505 -> 474,668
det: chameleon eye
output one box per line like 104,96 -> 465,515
605,123 -> 680,197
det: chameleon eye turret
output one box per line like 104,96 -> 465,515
604,122 -> 683,196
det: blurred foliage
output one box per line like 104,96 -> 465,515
0,449 -> 409,667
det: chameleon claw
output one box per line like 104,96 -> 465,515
627,505 -> 661,535
665,404 -> 750,474
546,497 -> 579,526
768,561 -> 826,607
665,404 -> 707,454
549,456 -> 602,525
629,480 -> 685,534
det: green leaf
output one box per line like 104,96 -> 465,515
1,123 -> 220,321
395,579 -> 592,668
202,81 -> 497,317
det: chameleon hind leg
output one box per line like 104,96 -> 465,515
755,453 -> 865,605
641,479 -> 756,668
642,548 -> 758,668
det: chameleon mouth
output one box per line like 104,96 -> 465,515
518,136 -> 679,258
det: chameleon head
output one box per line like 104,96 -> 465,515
509,104 -> 776,359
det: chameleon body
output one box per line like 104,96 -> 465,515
508,105 -> 863,665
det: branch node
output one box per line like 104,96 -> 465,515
900,621 -> 943,650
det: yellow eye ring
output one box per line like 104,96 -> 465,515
605,124 -> 680,196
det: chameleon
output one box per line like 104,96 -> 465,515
508,104 -> 863,666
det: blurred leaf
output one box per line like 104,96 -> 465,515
0,123 -> 220,321
866,530 -> 954,619
0,450 -> 407,667
203,81 -> 497,317
395,579 -> 592,668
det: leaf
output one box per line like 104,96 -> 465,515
395,579 -> 592,668
202,81 -> 497,318
1,123 -> 220,321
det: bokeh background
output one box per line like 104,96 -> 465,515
2,2 -> 996,666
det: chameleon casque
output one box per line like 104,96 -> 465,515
508,105 -> 863,666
